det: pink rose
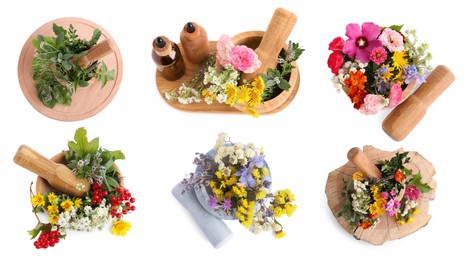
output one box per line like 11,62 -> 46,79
327,51 -> 343,74
387,83 -> 403,108
404,185 -> 420,201
379,28 -> 404,52
328,37 -> 345,51
229,45 -> 261,73
360,94 -> 386,115
216,34 -> 234,67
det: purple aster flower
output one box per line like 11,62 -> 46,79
208,194 -> 218,209
250,154 -> 265,168
222,198 -> 231,211
343,22 -> 382,63
404,64 -> 426,84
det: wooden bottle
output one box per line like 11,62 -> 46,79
13,145 -> 90,197
152,36 -> 186,81
347,147 -> 382,179
180,22 -> 209,64
240,7 -> 297,83
382,65 -> 455,141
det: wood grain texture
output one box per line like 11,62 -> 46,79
155,31 -> 300,115
382,65 -> 455,141
17,17 -> 123,122
325,145 -> 436,245
35,151 -> 123,196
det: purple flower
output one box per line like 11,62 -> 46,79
208,194 -> 218,209
250,154 -> 265,168
380,191 -> 389,200
405,64 -> 426,84
343,22 -> 382,63
384,198 -> 401,216
236,168 -> 256,188
222,198 -> 232,211
405,185 -> 420,201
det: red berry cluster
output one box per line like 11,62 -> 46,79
91,183 -> 108,205
34,230 -> 60,249
109,187 -> 136,218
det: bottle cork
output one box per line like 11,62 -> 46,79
152,36 -> 186,81
180,22 -> 209,64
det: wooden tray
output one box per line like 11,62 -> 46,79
155,31 -> 300,115
17,17 -> 123,122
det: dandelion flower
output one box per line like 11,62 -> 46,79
31,193 -> 45,208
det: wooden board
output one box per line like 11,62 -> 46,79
17,17 -> 123,122
155,31 -> 300,115
325,145 -> 436,245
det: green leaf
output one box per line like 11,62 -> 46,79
409,172 -> 433,193
52,23 -> 66,36
111,150 -> 125,160
32,38 -> 41,51
389,24 -> 404,32
91,29 -> 102,45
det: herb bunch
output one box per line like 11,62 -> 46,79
32,23 -> 115,108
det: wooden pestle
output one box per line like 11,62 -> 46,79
13,145 -> 90,197
382,65 -> 455,141
347,147 -> 382,179
77,38 -> 115,67
240,7 -> 297,82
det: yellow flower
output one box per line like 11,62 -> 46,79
60,200 -> 74,212
392,51 -> 408,70
236,85 -> 251,103
379,64 -> 394,82
255,188 -> 267,200
47,204 -> 59,215
285,203 -> 297,217
413,209 -> 421,215
111,219 -> 132,236
243,106 -> 259,118
49,214 -> 59,225
274,231 -> 286,238
251,75 -> 265,93
224,84 -> 237,106
396,220 -> 405,225
248,88 -> 262,107
74,198 -> 83,209
352,172 -> 364,181
406,217 -> 414,224
47,192 -> 57,204
262,167 -> 269,177
31,193 -> 45,208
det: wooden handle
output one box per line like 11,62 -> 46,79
382,65 -> 455,141
347,147 -> 382,179
13,145 -> 90,197
241,7 -> 297,82
77,39 -> 114,67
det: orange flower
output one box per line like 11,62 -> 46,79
345,70 -> 368,109
352,172 -> 364,181
359,221 -> 372,229
394,170 -> 405,182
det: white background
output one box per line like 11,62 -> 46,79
1,0 -> 467,258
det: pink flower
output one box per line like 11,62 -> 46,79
360,94 -> 387,115
379,28 -> 404,52
216,34 -> 234,67
380,191 -> 389,200
405,185 -> 420,201
384,198 -> 400,216
387,83 -> 403,108
343,22 -> 382,63
229,45 -> 261,73
328,37 -> 345,51
328,52 -> 343,74
370,47 -> 387,65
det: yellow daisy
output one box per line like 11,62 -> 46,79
236,85 -> 251,103
244,106 -> 259,118
31,193 -> 45,208
111,219 -> 132,236
392,51 -> 408,70
224,84 -> 237,106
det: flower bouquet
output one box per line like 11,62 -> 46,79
327,22 -> 432,115
23,128 -> 135,249
325,146 -> 435,245
179,132 -> 297,238
163,8 -> 304,118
